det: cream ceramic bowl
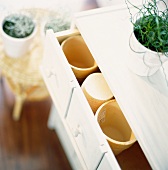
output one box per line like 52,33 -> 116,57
61,35 -> 98,84
95,99 -> 136,155
81,72 -> 113,113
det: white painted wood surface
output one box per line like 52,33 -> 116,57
74,5 -> 168,170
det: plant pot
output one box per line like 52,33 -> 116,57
40,15 -> 70,44
81,73 -> 113,113
61,35 -> 98,84
127,32 -> 168,76
95,99 -> 136,155
0,12 -> 37,58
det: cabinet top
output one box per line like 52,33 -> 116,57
73,4 -> 168,170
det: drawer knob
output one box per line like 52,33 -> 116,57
73,125 -> 82,137
51,68 -> 57,76
45,68 -> 57,78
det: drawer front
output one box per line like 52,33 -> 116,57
66,87 -> 107,170
41,29 -> 120,170
41,30 -> 77,117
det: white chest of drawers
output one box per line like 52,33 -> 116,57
40,4 -> 168,170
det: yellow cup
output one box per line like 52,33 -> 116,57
61,35 -> 98,84
81,73 -> 113,113
95,99 -> 136,155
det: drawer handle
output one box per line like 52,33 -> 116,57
45,68 -> 57,78
73,125 -> 82,137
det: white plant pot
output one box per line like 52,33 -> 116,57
127,32 -> 168,76
0,13 -> 37,58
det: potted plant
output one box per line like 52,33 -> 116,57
0,12 -> 37,58
44,17 -> 70,34
125,0 -> 168,76
40,16 -> 70,44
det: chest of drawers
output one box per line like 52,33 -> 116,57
40,4 -> 168,170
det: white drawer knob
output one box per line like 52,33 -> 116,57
45,68 -> 57,78
73,125 -> 82,137
51,68 -> 57,76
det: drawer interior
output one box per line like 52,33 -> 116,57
116,142 -> 151,170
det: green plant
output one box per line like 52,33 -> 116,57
44,18 -> 70,34
3,13 -> 35,38
125,0 -> 168,56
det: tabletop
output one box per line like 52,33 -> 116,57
74,4 -> 168,170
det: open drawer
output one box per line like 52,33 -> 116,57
41,29 -> 121,169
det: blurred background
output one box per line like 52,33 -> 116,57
0,1 -> 99,170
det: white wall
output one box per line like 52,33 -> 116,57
0,0 -> 85,15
